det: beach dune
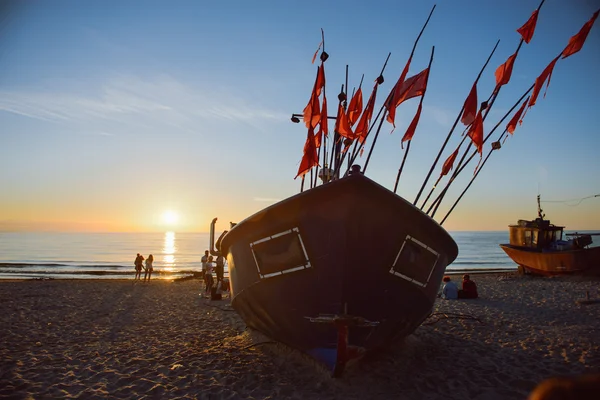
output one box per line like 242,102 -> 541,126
1,274 -> 599,399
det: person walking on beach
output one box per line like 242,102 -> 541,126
144,254 -> 154,282
134,253 -> 144,280
440,276 -> 458,300
458,274 -> 478,299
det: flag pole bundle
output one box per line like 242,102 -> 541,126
291,3 -> 598,225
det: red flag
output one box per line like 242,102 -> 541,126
334,104 -> 354,139
495,53 -> 517,88
467,111 -> 484,155
517,9 -> 539,44
354,83 -> 379,144
441,147 -> 459,176
347,88 -> 363,126
401,104 -> 422,143
315,95 -> 328,147
562,10 -> 599,59
506,96 -> 529,135
461,83 -> 478,126
385,57 -> 412,126
315,64 -> 325,97
528,56 -> 559,108
386,67 -> 429,125
302,92 -> 320,128
312,40 -> 323,64
303,65 -> 324,128
295,127 -> 319,179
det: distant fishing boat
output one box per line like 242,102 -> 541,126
208,4 -> 598,376
499,195 -> 600,276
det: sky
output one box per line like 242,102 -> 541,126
1,0 -> 599,233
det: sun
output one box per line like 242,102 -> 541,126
162,210 -> 179,225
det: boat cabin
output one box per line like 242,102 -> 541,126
508,218 -> 566,250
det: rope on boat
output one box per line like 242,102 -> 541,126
541,194 -> 600,206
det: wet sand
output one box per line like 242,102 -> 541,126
1,273 -> 599,399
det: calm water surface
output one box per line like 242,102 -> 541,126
0,230 -> 596,279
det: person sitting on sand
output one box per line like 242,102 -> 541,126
440,276 -> 458,300
144,254 -> 154,282
458,274 -> 478,299
134,253 -> 144,280
204,256 -> 215,296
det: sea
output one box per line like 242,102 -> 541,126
0,231 -> 597,280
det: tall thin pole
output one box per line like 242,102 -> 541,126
414,39 -> 499,206
432,84 -> 534,221
393,46 -> 435,193
363,4 -> 436,174
331,53 -> 391,180
428,0 -> 546,217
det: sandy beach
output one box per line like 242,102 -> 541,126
1,273 -> 599,399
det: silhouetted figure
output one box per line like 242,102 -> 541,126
458,274 -> 478,299
144,254 -> 154,282
204,256 -> 214,296
134,253 -> 144,280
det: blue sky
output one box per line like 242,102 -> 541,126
1,0 -> 599,232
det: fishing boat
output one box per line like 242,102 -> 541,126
211,166 -> 457,375
207,4 -> 598,375
499,196 -> 600,276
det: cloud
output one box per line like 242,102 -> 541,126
0,75 -> 288,135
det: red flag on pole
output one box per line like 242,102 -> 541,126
386,67 -> 429,125
315,95 -> 328,148
441,147 -> 460,176
467,111 -> 484,155
461,83 -> 478,126
347,88 -> 363,126
311,40 -> 323,64
334,104 -> 355,139
562,10 -> 599,59
295,127 -> 319,179
506,96 -> 530,134
303,65 -> 325,128
385,57 -> 412,127
495,53 -> 517,88
401,104 -> 423,143
528,56 -> 559,108
517,9 -> 539,44
354,83 -> 379,144
315,64 -> 325,97
302,92 -> 320,129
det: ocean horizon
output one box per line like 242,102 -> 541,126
1,230 -> 598,280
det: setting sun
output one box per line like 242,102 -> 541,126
162,210 -> 179,225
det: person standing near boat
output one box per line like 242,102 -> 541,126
144,254 -> 154,282
201,250 -> 209,294
215,254 -> 224,285
204,256 -> 215,296
440,276 -> 458,300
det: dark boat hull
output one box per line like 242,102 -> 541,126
499,244 -> 600,276
220,173 -> 458,372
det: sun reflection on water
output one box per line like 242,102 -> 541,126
162,231 -> 176,271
